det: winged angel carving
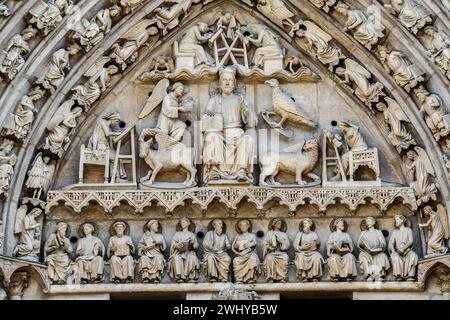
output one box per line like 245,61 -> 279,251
139,79 -> 196,187
25,152 -> 56,200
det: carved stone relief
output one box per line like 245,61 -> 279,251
44,222 -> 72,284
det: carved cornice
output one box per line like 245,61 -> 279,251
0,0 -> 448,262
46,186 -> 417,215
47,281 -> 423,295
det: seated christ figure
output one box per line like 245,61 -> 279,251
202,67 -> 257,184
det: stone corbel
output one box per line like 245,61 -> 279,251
0,256 -> 49,296
436,266 -> 450,297
417,254 -> 450,290
6,271 -> 29,300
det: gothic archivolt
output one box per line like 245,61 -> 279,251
0,0 -> 449,299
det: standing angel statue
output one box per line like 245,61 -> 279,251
376,97 -> 416,153
25,153 -> 56,200
419,205 -> 449,257
43,100 -> 83,157
403,147 -> 437,206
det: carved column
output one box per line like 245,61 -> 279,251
6,271 -> 29,300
